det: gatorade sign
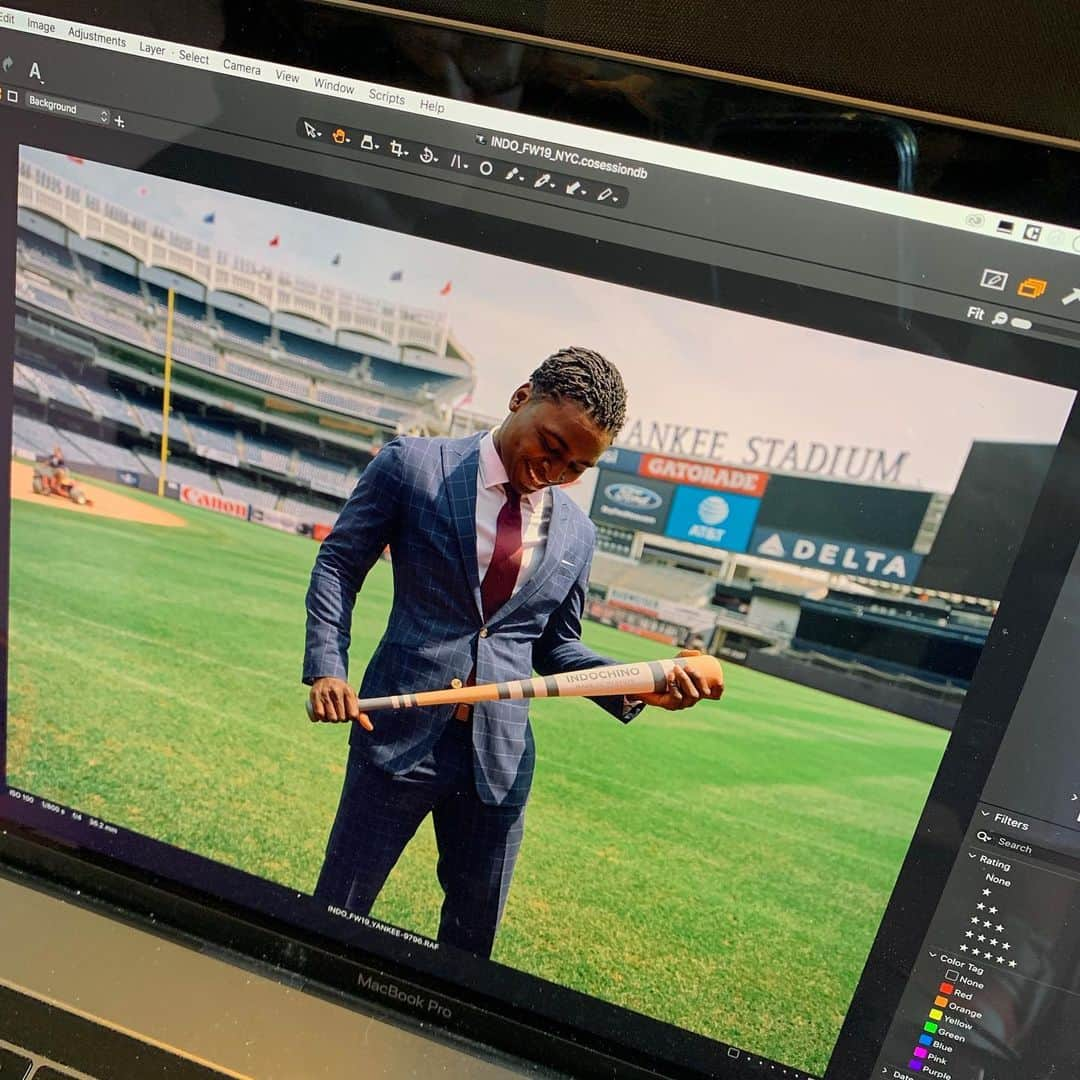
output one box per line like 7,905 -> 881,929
750,528 -> 922,583
640,454 -> 768,497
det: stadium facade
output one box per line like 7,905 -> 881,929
13,157 -> 477,529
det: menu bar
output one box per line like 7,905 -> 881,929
2,4 -> 1079,254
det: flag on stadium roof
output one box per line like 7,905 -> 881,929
269,234 -> 280,247
202,211 -> 216,224
390,270 -> 403,281
66,155 -> 85,165
137,186 -> 149,197
331,253 -> 341,266
440,280 -> 452,296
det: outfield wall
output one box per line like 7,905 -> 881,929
746,649 -> 962,729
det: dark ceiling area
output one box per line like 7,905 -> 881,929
357,0 -> 1080,145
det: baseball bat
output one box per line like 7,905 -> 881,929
307,654 -> 722,719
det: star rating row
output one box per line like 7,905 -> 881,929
957,944 -> 1017,967
963,931 -> 1011,949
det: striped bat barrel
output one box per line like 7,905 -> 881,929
307,654 -> 722,719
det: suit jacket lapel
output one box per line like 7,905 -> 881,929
490,486 -> 571,626
442,435 -> 485,621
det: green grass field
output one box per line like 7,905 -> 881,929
6,474 -> 949,1075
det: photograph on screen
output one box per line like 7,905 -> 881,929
6,146 -> 1075,1076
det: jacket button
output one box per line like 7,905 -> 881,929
450,677 -> 463,689
479,627 -> 489,638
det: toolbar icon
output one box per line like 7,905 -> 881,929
113,114 -> 125,129
1023,224 -> 1043,241
533,172 -> 553,189
1061,288 -> 1080,306
1,57 -> 12,74
478,160 -> 493,176
1017,277 -> 1047,298
979,268 -> 1009,291
303,121 -> 319,138
332,128 -> 346,145
504,166 -> 519,180
964,213 -> 985,227
991,312 -> 1008,326
420,146 -> 437,164
360,133 -> 375,150
597,187 -> 613,202
475,133 -> 487,145
29,61 -> 43,83
996,219 -> 1015,235
5,89 -> 17,104
390,139 -> 407,157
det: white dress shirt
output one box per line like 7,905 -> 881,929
475,429 -> 550,593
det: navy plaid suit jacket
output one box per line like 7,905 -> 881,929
304,431 -> 640,806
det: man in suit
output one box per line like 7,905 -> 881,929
304,346 -> 723,957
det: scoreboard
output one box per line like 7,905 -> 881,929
589,441 -> 1056,596
591,446 -> 933,584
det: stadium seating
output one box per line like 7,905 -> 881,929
159,459 -> 224,492
126,401 -> 166,436
13,363 -> 44,396
589,552 -> 717,605
213,310 -> 271,347
313,383 -> 412,425
12,413 -> 58,455
16,232 -> 82,290
278,494 -> 340,525
77,383 -> 138,425
79,257 -> 146,301
145,284 -> 210,324
31,368 -> 92,413
20,283 -> 77,320
11,414 -> 145,473
76,303 -> 148,348
367,356 -> 457,397
295,453 -> 353,496
216,476 -> 279,509
185,417 -> 239,456
242,437 -> 293,476
278,331 -> 357,376
223,354 -> 310,399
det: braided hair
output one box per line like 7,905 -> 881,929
528,346 -> 628,436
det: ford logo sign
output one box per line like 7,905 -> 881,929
605,482 -> 662,510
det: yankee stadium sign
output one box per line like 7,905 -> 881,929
620,419 -> 911,485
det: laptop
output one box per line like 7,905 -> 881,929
2,2 -> 1079,1078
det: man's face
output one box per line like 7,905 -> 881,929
496,383 -> 613,496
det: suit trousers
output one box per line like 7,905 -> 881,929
313,719 -> 526,958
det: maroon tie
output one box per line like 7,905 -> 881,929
481,485 -> 523,621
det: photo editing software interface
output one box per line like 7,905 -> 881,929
2,8 -> 1080,1080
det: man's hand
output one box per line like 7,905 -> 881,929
634,650 -> 724,711
309,677 -> 374,731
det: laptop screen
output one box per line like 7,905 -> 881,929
2,7 -> 1079,1079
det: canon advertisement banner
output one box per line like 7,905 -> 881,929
179,484 -> 250,520
590,468 -> 675,535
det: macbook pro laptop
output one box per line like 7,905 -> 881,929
1,3 -> 1080,1078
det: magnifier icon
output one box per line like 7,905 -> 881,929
977,830 -> 992,842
